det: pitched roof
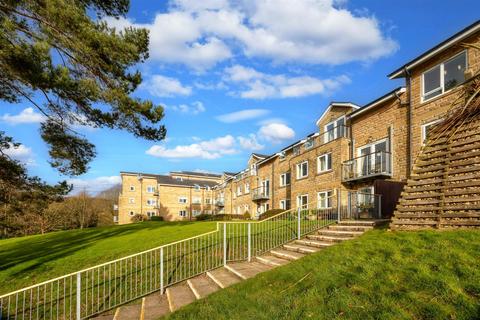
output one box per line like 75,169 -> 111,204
120,172 -> 219,188
169,171 -> 222,178
315,102 -> 360,127
348,87 -> 406,119
389,19 -> 480,79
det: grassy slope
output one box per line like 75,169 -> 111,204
0,221 -> 216,295
166,229 -> 480,320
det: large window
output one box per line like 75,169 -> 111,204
317,191 -> 333,209
179,210 -> 187,217
280,199 -> 291,210
192,197 -> 201,204
422,51 -> 467,101
296,161 -> 309,179
146,199 -> 156,206
146,186 -> 156,193
324,117 -> 346,143
317,153 -> 332,173
280,172 -> 291,187
178,197 -> 187,204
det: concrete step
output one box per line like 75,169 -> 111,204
270,248 -> 305,261
307,234 -> 350,242
166,282 -> 196,312
187,274 -> 221,299
283,243 -> 321,254
143,293 -> 170,320
328,225 -> 373,232
295,239 -> 334,248
90,314 -> 114,320
207,267 -> 242,288
225,261 -> 272,280
317,229 -> 363,237
337,220 -> 377,226
256,254 -> 290,267
115,304 -> 141,320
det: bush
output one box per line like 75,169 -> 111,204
195,214 -> 211,221
131,214 -> 148,222
150,216 -> 164,221
243,211 -> 251,220
258,209 -> 284,221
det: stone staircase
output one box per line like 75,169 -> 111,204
90,220 -> 383,320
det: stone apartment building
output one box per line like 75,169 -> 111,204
118,20 -> 480,223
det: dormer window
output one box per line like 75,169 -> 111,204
293,145 -> 300,156
422,51 -> 467,102
279,151 -> 286,160
304,138 -> 314,150
324,117 -> 346,143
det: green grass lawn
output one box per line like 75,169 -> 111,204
165,228 -> 480,320
0,221 -> 216,295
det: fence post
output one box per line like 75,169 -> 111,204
378,195 -> 382,219
337,189 -> 341,223
297,207 -> 301,240
347,191 -> 351,219
247,223 -> 251,262
160,247 -> 164,294
223,223 -> 227,266
76,272 -> 81,320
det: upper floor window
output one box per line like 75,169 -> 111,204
422,51 -> 467,102
296,161 -> 309,179
192,197 -> 201,204
205,198 -> 211,204
129,186 -> 135,192
128,198 -> 135,204
146,186 -> 155,193
324,117 -> 346,143
194,184 -> 200,191
280,172 -> 291,187
146,199 -> 156,206
304,138 -> 315,150
178,197 -> 187,204
421,119 -> 442,144
279,151 -> 286,160
293,145 -> 301,156
245,183 -> 250,193
237,185 -> 242,196
317,153 -> 332,173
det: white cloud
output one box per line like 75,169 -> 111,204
143,75 -> 192,97
216,109 -> 270,123
1,107 -> 45,124
105,0 -> 396,69
224,65 -> 350,99
238,134 -> 264,151
4,144 -> 36,166
67,176 -> 121,195
258,123 -> 295,143
146,135 -> 237,159
169,101 -> 206,115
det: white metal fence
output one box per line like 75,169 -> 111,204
0,189 -> 381,320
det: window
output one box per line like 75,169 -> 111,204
146,199 -> 156,206
280,172 -> 291,187
317,153 -> 332,173
194,184 -> 200,191
293,145 -> 301,156
129,186 -> 135,192
179,210 -> 187,217
304,138 -> 314,150
146,186 -> 155,193
146,211 -> 156,217
297,194 -> 309,209
237,185 -> 242,196
422,51 -> 467,101
192,197 -> 201,204
245,183 -> 250,193
178,197 -> 187,204
128,198 -> 135,204
280,199 -> 291,210
324,117 -> 346,143
296,161 -> 309,179
205,198 -> 211,204
192,210 -> 201,216
279,151 -> 286,160
317,191 -> 333,209
129,211 -> 135,217
422,119 -> 442,144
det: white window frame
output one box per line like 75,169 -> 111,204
304,137 -> 314,150
178,196 -> 188,204
237,185 -> 242,196
421,119 -> 442,144
245,183 -> 250,194
192,210 -> 201,216
296,161 -> 309,179
296,194 -> 309,209
179,210 -> 187,217
146,211 -> 156,217
421,50 -> 468,102
279,151 -> 286,160
129,211 -> 135,217
146,185 -> 155,193
324,116 -> 346,143
280,199 -> 291,210
280,172 -> 291,187
194,185 -> 200,191
129,186 -> 135,192
293,145 -> 301,156
317,191 -> 333,209
317,153 -> 332,173
205,198 -> 211,204
128,198 -> 135,204
192,197 -> 201,204
146,199 -> 156,206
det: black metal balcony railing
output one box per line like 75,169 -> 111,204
342,151 -> 392,182
251,186 -> 270,201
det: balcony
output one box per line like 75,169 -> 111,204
216,199 -> 225,206
342,151 -> 392,182
252,186 -> 270,201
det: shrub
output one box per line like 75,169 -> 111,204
131,214 -> 148,222
195,214 -> 211,221
150,216 -> 164,221
258,209 -> 284,221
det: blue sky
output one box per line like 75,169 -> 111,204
1,0 -> 479,194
